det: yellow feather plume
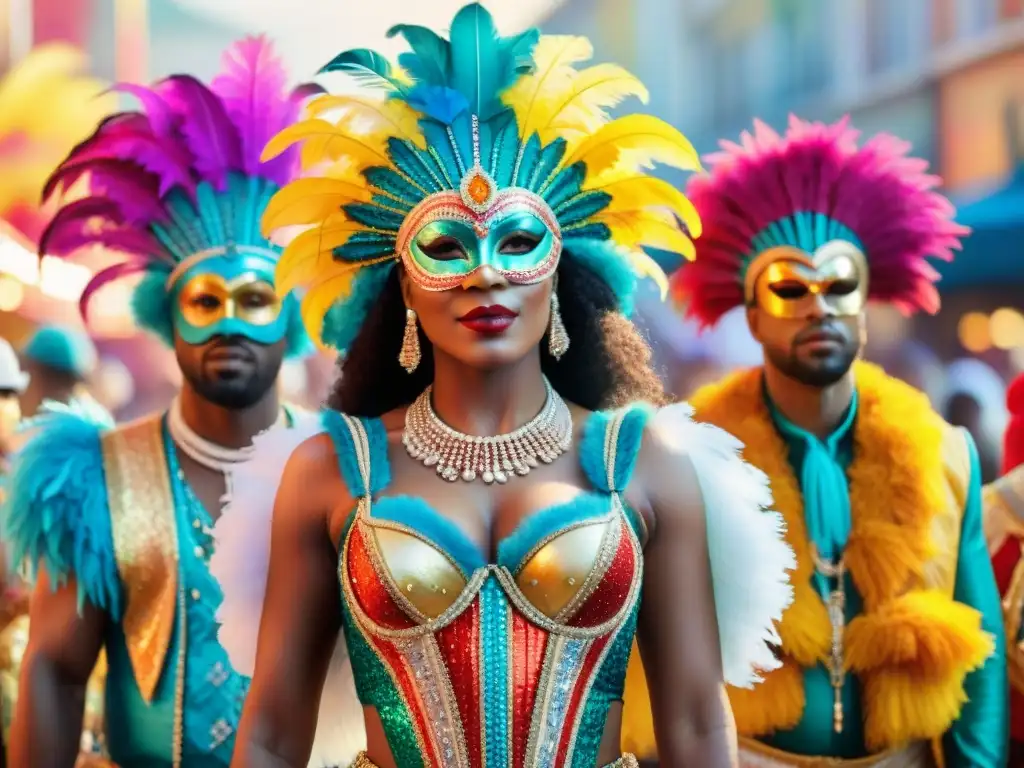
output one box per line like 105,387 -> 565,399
624,246 -> 670,298
307,94 -> 426,149
594,209 -> 696,264
562,114 -> 701,179
275,217 -> 367,297
261,118 -> 390,172
0,44 -> 112,215
539,64 -> 648,142
588,172 -> 702,238
261,178 -> 374,236
503,35 -> 594,140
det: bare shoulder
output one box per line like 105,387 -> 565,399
569,402 -> 594,441
379,406 -> 407,434
278,432 -> 351,530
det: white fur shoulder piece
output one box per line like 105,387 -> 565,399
210,412 -> 366,767
651,402 -> 795,689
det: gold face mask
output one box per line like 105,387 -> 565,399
746,240 -> 869,319
175,272 -> 284,345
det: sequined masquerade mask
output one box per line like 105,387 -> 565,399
746,240 -> 869,319
398,177 -> 562,291
171,254 -> 289,345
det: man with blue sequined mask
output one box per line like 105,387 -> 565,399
1,38 -> 322,767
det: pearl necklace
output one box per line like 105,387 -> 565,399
167,397 -> 285,498
403,378 -> 573,484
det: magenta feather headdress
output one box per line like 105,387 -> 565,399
671,115 -> 969,328
40,35 -> 320,326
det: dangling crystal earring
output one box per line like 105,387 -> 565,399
548,284 -> 569,360
399,308 -> 421,373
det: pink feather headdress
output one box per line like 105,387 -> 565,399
671,115 -> 969,328
39,36 -> 320,327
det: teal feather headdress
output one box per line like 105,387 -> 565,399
263,3 -> 703,351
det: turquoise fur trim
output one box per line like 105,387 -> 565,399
495,493 -> 610,571
563,239 -> 638,317
372,496 -> 485,575
570,601 -> 640,767
321,265 -> 394,352
321,412 -> 391,497
131,269 -> 176,346
743,213 -> 864,279
479,578 -> 510,766
282,298 -> 314,358
1,411 -> 120,616
579,404 -> 654,492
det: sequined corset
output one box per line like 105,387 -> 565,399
329,406 -> 649,768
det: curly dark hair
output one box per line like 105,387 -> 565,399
327,257 -> 667,416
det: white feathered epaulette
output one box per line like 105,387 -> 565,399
652,402 -> 795,688
210,413 -> 366,767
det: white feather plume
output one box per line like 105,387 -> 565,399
653,402 -> 796,688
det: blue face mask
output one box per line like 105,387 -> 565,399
171,254 -> 291,346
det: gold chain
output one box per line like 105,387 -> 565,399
810,543 -> 846,734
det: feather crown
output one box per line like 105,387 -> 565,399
263,2 -> 702,350
40,35 -> 321,340
672,115 -> 969,328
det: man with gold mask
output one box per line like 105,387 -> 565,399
1,37 -> 319,767
621,116 -> 1007,766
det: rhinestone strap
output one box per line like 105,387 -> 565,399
402,377 -> 573,484
347,750 -> 639,767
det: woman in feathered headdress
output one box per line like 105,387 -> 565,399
211,5 -> 795,767
648,115 -> 1006,766
2,37 -> 321,767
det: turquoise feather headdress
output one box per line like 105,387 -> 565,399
263,3 -> 702,351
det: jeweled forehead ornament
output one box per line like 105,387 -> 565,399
396,115 -> 563,290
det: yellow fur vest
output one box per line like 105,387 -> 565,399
621,361 -> 993,756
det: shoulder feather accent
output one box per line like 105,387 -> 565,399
2,408 -> 120,615
651,401 -> 795,688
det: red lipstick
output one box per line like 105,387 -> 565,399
458,304 -> 518,334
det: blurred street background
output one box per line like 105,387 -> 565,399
1,0 -> 1022,480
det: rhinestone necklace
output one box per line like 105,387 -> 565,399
403,377 -> 573,484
